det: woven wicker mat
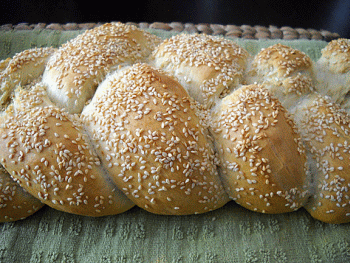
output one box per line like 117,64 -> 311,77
0,22 -> 341,41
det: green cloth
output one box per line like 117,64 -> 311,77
1,28 -> 349,263
0,28 -> 328,60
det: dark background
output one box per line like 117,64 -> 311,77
1,0 -> 350,38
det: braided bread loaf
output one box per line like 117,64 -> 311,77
1,22 -> 350,224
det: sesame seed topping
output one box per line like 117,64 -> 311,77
81,63 -> 229,215
252,43 -> 312,79
211,84 -> 309,214
43,22 -> 162,114
296,94 -> 350,223
0,163 -> 44,222
0,47 -> 56,110
1,22 -> 350,223
319,38 -> 350,73
152,33 -> 249,107
0,104 -> 134,217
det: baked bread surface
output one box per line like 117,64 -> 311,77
0,22 -> 350,224
211,84 -> 309,214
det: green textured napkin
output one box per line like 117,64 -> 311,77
0,28 -> 328,60
1,28 -> 350,263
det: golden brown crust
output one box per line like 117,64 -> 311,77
261,73 -> 315,112
319,38 -> 350,74
0,104 -> 134,217
247,44 -> 315,112
0,164 -> 44,222
251,43 -> 313,79
281,73 -> 314,96
1,22 -> 350,224
0,47 -> 56,109
151,33 -> 249,108
211,84 -> 309,214
82,63 -> 229,215
0,48 -> 56,222
42,22 -> 162,114
295,95 -> 350,224
12,83 -> 55,112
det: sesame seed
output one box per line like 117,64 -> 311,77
80,63 -> 229,215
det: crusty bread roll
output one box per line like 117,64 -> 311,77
0,48 -> 57,222
294,94 -> 350,223
249,43 -> 313,79
0,91 -> 134,216
81,63 -> 229,215
247,43 -> 315,111
0,164 -> 44,222
42,22 -> 162,114
244,40 -> 350,223
0,47 -> 56,109
1,22 -> 350,224
314,38 -> 350,111
151,33 -> 249,108
211,84 -> 310,213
